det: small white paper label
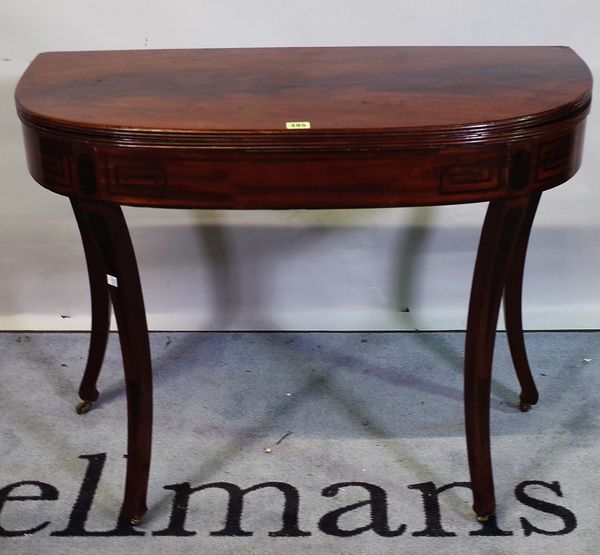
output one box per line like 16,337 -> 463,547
107,274 -> 118,287
286,121 -> 311,129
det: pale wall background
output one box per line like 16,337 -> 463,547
1,0 -> 599,331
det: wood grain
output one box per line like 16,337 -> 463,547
16,47 -> 591,210
16,47 -> 591,138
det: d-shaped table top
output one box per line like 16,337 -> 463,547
17,47 -> 591,137
14,47 -> 593,211
16,46 -> 592,143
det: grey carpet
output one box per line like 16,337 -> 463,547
1,331 -> 599,554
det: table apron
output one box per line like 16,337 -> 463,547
21,122 -> 586,209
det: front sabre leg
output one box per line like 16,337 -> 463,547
464,196 -> 530,522
71,199 -> 111,414
75,200 -> 153,527
503,193 -> 541,412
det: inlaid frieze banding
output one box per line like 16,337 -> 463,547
107,164 -> 168,197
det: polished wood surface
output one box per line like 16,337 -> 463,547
71,199 -> 153,525
15,47 -> 591,134
15,47 -> 592,526
16,47 -> 591,209
504,194 -> 542,411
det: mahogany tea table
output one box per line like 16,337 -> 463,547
15,47 -> 592,526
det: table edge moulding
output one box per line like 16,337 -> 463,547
14,46 -> 593,527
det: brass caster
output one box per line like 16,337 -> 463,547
76,400 -> 93,415
519,403 -> 532,413
476,513 -> 492,523
130,516 -> 141,526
